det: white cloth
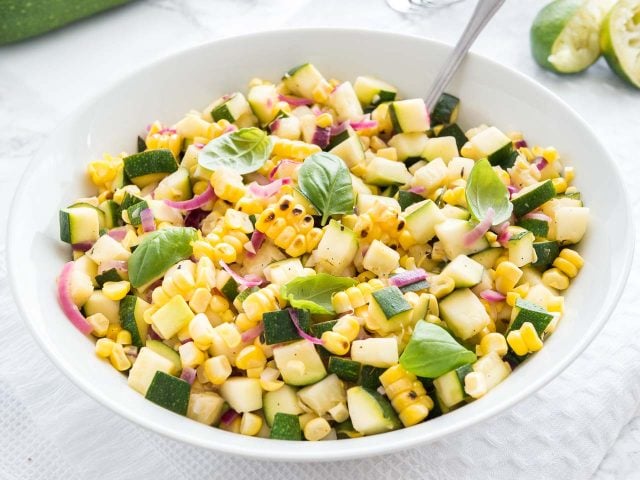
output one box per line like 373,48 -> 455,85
1,1 -> 640,478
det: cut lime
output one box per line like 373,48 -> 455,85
601,0 -> 640,88
531,0 -> 617,73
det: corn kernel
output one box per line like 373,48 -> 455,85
564,166 -> 575,183
399,403 -> 430,427
506,330 -> 528,356
429,274 -> 455,298
552,177 -> 567,194
520,322 -> 543,352
204,355 -> 232,384
479,333 -> 508,357
327,402 -> 350,423
86,313 -> 110,337
506,291 -> 520,307
547,296 -> 564,313
542,268 -> 570,290
109,343 -> 132,371
321,331 -> 350,356
102,281 -> 131,301
215,323 -> 241,348
116,329 -> 132,345
559,248 -> 584,269
189,288 -> 212,314
376,147 -> 398,161
494,261 -> 523,294
95,338 -> 115,358
189,313 -> 215,349
240,412 -> 263,436
235,345 -> 267,370
315,113 -> 333,128
333,315 -> 360,342
552,257 -> 578,278
106,324 -> 122,341
464,372 -> 487,399
179,341 -> 206,368
303,417 -> 332,441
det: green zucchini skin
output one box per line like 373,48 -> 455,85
0,0 -> 134,45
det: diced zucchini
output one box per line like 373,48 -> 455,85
470,248 -> 504,269
404,199 -> 446,243
273,340 -> 327,386
119,295 -> 150,348
431,93 -> 460,125
263,384 -> 303,426
329,81 -> 364,122
350,338 -> 398,368
59,206 -> 101,245
282,63 -> 327,99
123,149 -> 178,187
397,190 -> 425,211
146,339 -> 181,375
511,180 -> 556,217
507,227 -> 536,267
83,290 -> 119,324
211,92 -> 252,123
219,377 -> 263,412
353,76 -> 397,108
554,207 -> 589,245
95,268 -> 122,287
389,98 -> 430,133
517,217 -> 549,237
434,219 -> 490,259
356,194 -> 400,214
264,258 -> 305,286
433,363 -> 472,408
441,254 -> 484,288
85,234 -> 130,265
99,200 -> 121,229
126,199 -> 149,226
364,156 -> 412,186
145,371 -> 190,416
127,347 -> 176,395
346,386 -> 401,435
439,288 -> 490,340
220,276 -> 239,301
440,204 -> 471,220
362,240 -> 400,276
248,84 -> 280,125
150,295 -> 194,339
328,357 -> 362,382
468,126 -> 515,168
422,137 -> 459,164
411,158 -> 448,194
329,127 -> 365,168
387,133 -> 429,161
508,298 -> 554,335
310,320 -> 337,361
368,286 -> 413,330
532,241 -> 560,268
269,412 -> 302,440
313,220 -> 358,275
358,365 -> 386,390
262,309 -> 311,345
472,352 -> 511,390
187,392 -> 225,425
437,123 -> 468,150
153,167 -> 192,202
297,374 -> 347,416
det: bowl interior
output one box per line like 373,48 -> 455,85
8,29 -> 633,461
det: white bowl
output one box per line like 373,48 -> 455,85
7,28 -> 634,461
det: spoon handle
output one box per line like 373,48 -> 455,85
425,0 -> 505,112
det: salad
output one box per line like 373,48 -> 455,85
57,63 -> 589,441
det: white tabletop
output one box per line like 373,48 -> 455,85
1,0 -> 640,478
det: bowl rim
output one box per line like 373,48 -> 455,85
7,27 -> 635,462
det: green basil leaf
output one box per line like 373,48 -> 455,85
400,321 -> 477,378
465,158 -> 513,225
281,273 -> 357,315
128,227 -> 198,288
298,152 -> 355,224
198,127 -> 272,174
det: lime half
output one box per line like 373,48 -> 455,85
531,0 -> 617,73
601,0 -> 640,88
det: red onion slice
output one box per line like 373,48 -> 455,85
219,260 -> 263,287
180,367 -> 197,385
534,156 -> 548,171
108,227 -> 127,241
349,119 -> 378,130
240,323 -> 264,343
514,140 -> 528,149
408,186 -> 425,194
330,122 -> 348,136
464,208 -> 495,247
97,260 -> 128,275
389,268 -> 428,288
220,409 -> 239,425
140,208 -> 155,232
164,183 -> 215,210
311,127 -> 331,148
479,289 -> 506,302
248,178 -> 292,199
277,94 -> 313,106
289,309 -> 323,345
57,262 -> 93,335
71,241 -> 94,252
523,212 -> 551,223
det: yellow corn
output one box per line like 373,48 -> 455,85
211,168 -> 246,203
109,343 -> 132,371
303,417 -> 332,441
542,268 -> 570,290
204,355 -> 232,384
442,187 -> 466,207
520,322 -> 543,352
429,274 -> 455,298
315,113 -> 333,128
464,372 -> 487,399
86,313 -> 110,337
551,177 -> 567,194
376,147 -> 397,161
332,315 -> 360,342
215,323 -> 241,348
478,333 -> 508,357
271,137 -> 320,160
259,367 -> 284,392
311,81 -> 332,104
235,196 -> 264,215
552,257 -> 578,278
179,341 -> 206,368
370,136 -> 387,151
116,329 -> 132,345
189,313 -> 215,350
235,345 -> 267,370
189,288 -> 212,314
106,324 -> 122,341
102,281 -> 131,301
327,402 -> 350,423
494,261 -> 523,294
380,365 -> 432,427
547,295 -> 564,313
95,338 -> 115,358
240,412 -> 263,436
559,248 -> 584,268
564,166 -> 575,184
321,331 -> 350,356
506,330 -> 528,356
506,291 -> 520,307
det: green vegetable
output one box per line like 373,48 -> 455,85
198,127 -> 272,174
400,320 -> 477,378
0,0 -> 133,46
281,273 -> 356,315
128,227 -> 198,288
465,158 -> 513,225
145,371 -> 190,416
270,413 -> 302,440
297,152 -> 355,224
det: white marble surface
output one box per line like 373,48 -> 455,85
1,0 -> 640,478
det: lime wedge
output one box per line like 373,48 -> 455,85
531,0 -> 617,73
601,0 -> 640,88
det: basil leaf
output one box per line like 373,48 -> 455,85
281,273 -> 357,315
198,127 -> 272,174
298,152 -> 355,224
400,321 -> 477,378
128,227 -> 198,288
465,158 -> 513,225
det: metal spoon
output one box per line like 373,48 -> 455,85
425,0 -> 505,112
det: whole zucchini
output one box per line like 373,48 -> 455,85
0,0 -> 134,46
